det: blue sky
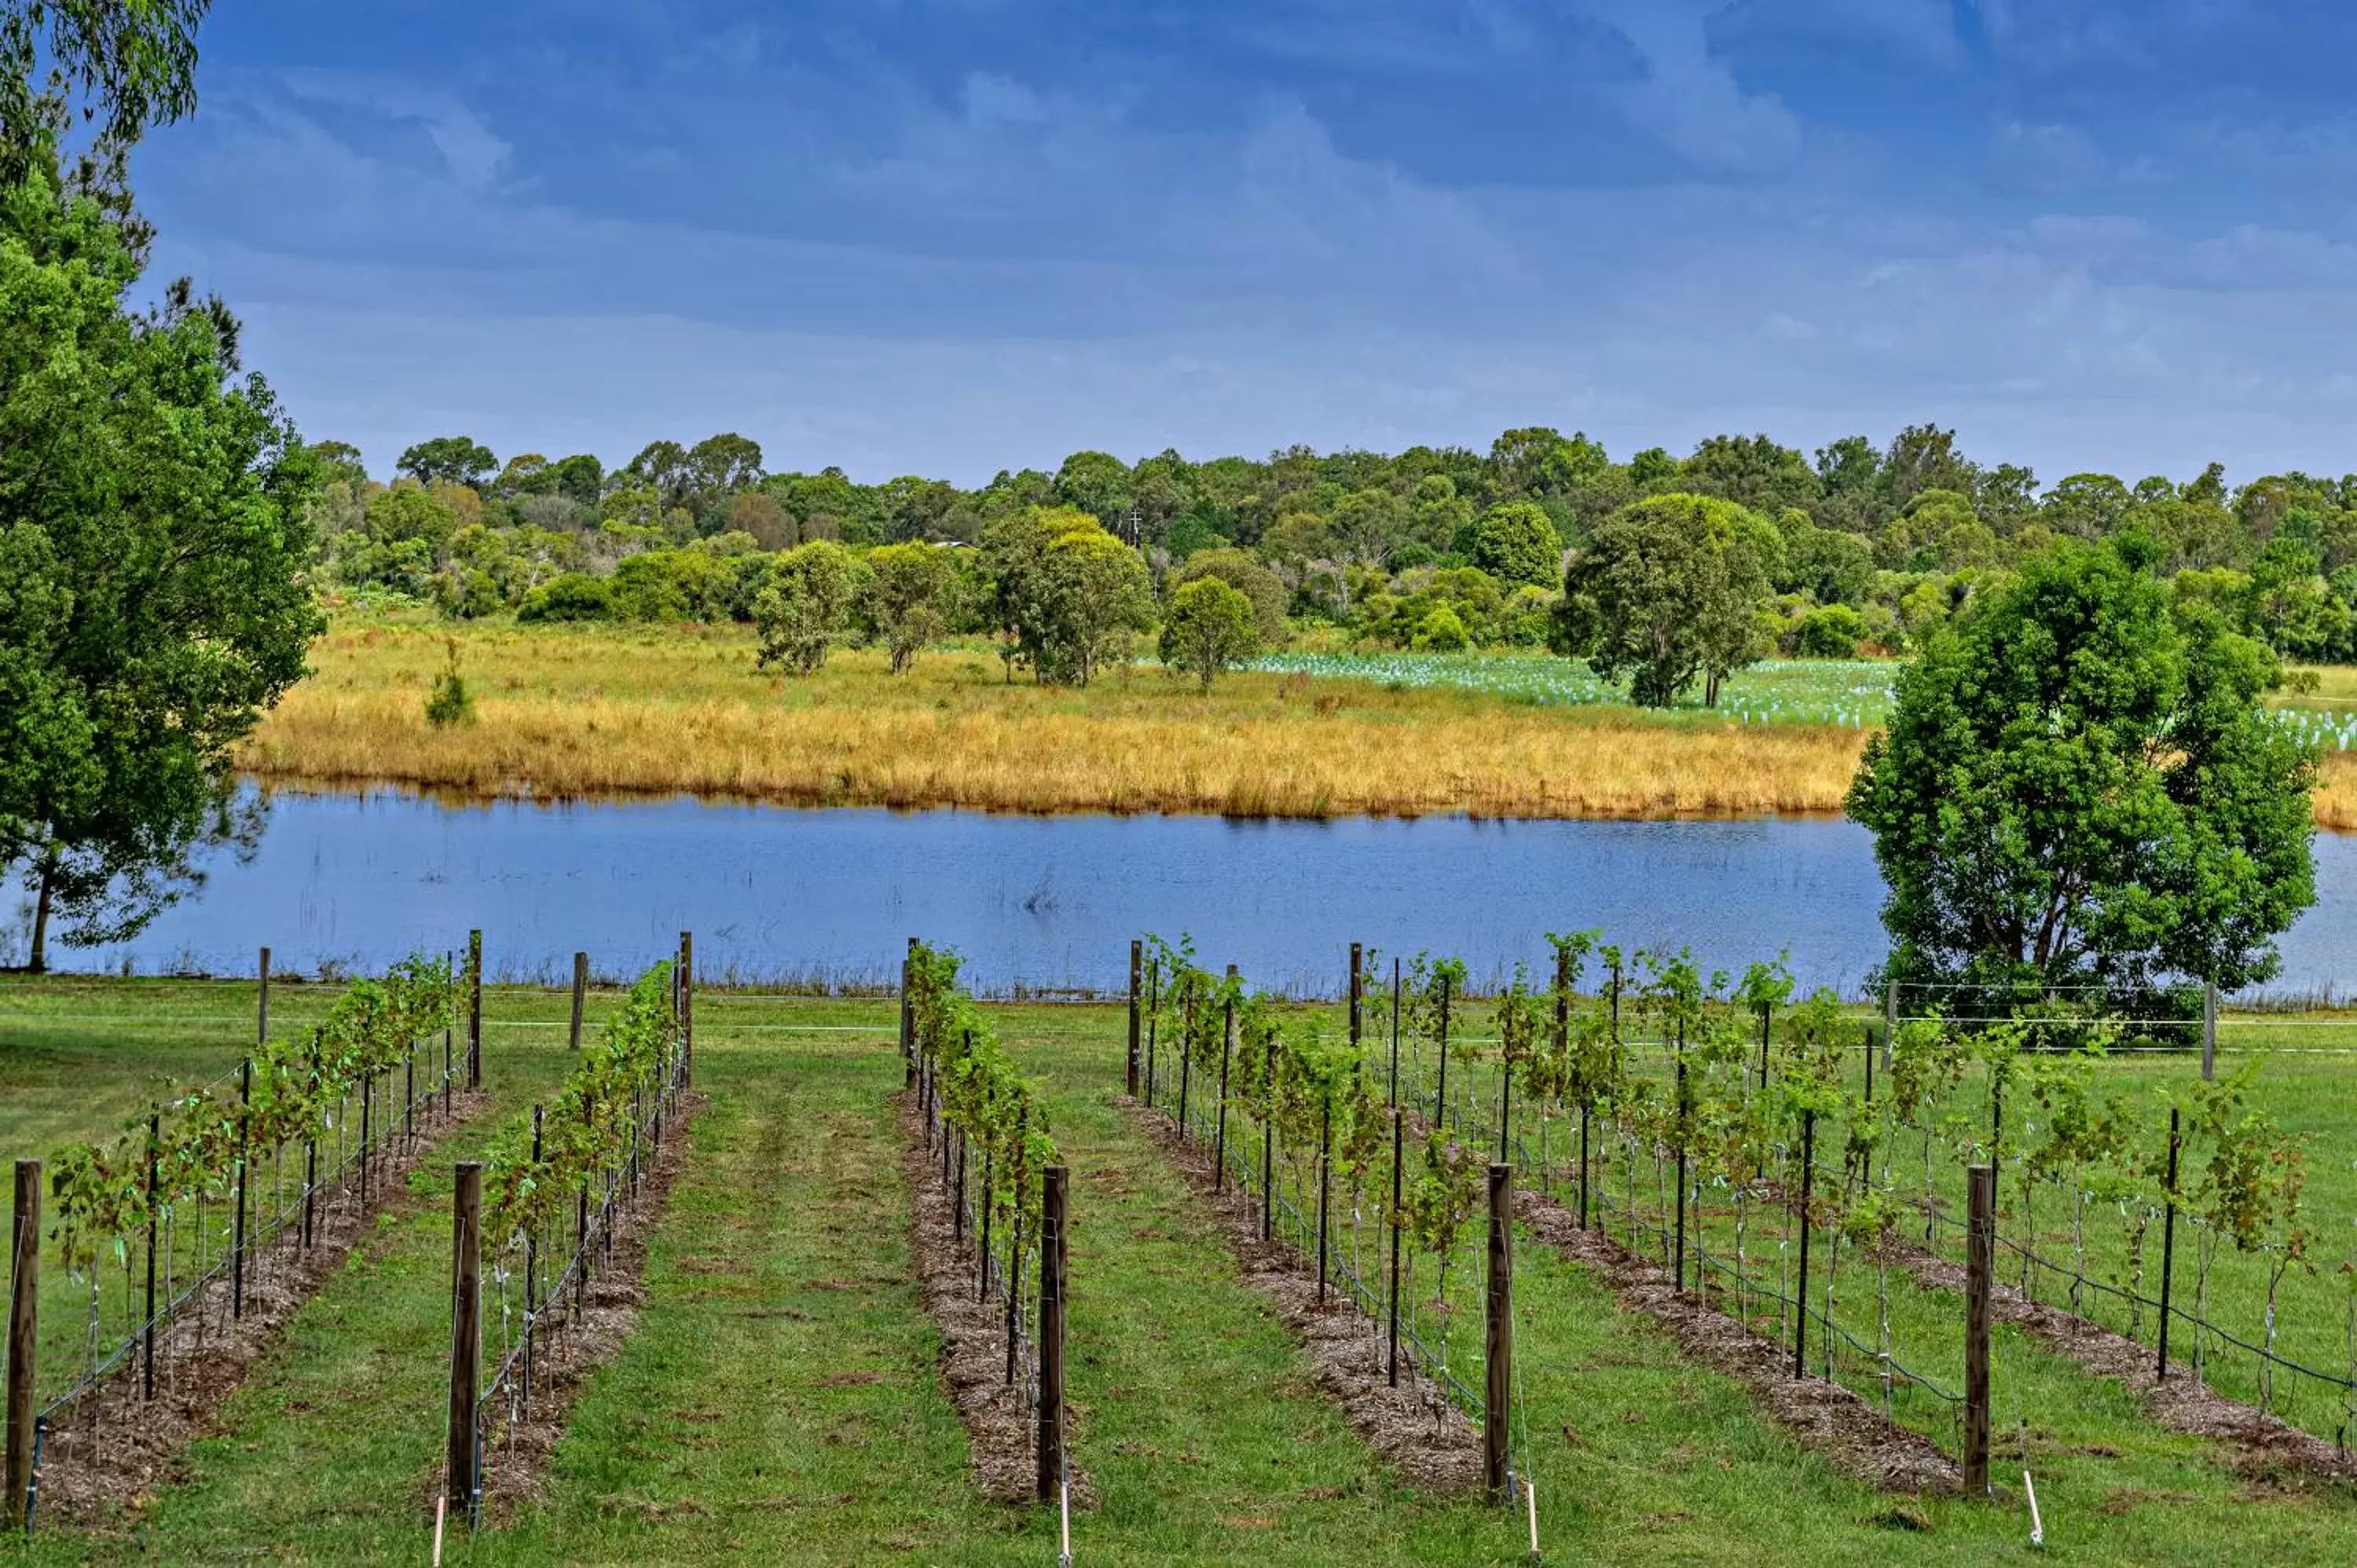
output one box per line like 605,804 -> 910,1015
130,1 -> 2357,486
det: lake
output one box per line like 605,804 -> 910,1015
9,789 -> 2355,1000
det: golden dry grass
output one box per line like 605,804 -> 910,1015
240,614 -> 2357,824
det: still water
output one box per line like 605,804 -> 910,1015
14,790 -> 2357,999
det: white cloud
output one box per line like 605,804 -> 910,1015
1580,0 -> 1804,175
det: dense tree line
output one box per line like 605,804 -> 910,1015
317,422 -> 2357,702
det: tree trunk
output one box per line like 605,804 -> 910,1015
28,855 -> 55,973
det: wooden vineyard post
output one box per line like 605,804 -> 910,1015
1349,942 -> 1363,1057
1036,1165 -> 1069,1505
679,930 -> 695,1088
1387,1108 -> 1403,1387
5,1160 -> 38,1533
1964,1163 -> 1995,1497
1143,957 -> 1159,1109
447,1162 -> 483,1526
571,952 -> 588,1051
1316,1091 -> 1332,1305
466,929 -> 483,1090
902,937 -> 917,1087
1215,967 -> 1236,1191
1578,1101 -> 1591,1230
233,1057 -> 253,1320
1672,1054 -> 1687,1295
1435,969 -> 1453,1134
526,1107 -> 543,1407
258,945 -> 271,1046
1127,940 -> 1142,1097
1757,1001 -> 1772,1090
1793,1109 -> 1815,1379
144,1112 -> 159,1400
1178,980 -> 1194,1135
1485,1162 -> 1512,1503
2158,1108 -> 2182,1381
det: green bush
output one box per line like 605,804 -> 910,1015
1789,603 -> 1868,658
518,573 -> 615,623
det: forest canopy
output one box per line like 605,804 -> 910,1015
313,423 -> 2357,702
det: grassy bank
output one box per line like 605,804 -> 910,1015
239,614 -> 2357,826
9,979 -> 2357,1563
238,614 -> 1863,821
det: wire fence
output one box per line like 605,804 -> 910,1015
22,1022 -> 462,1530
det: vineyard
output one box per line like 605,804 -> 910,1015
6,947 -> 2357,1563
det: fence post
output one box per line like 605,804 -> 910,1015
466,929 -> 483,1090
571,952 -> 588,1051
1965,1163 -> 1994,1497
1178,980 -> 1194,1134
2202,982 -> 2217,1081
1793,1110 -> 1814,1379
1144,958 -> 1159,1109
258,945 -> 271,1046
233,1057 -> 252,1320
1215,969 -> 1236,1191
1673,1055 -> 1688,1294
2157,1108 -> 2182,1382
1127,940 -> 1142,1097
1036,1165 -> 1069,1505
1349,942 -> 1363,1054
5,1160 -> 39,1534
447,1162 -> 483,1522
1435,970 -> 1453,1132
1579,1101 -> 1591,1230
1486,1161 -> 1512,1503
1316,1091 -> 1332,1305
144,1112 -> 159,1401
1387,1108 -> 1403,1387
902,936 -> 918,1086
679,930 -> 695,1088
1757,1002 -> 1771,1091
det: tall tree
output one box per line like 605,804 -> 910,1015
753,540 -> 863,674
398,434 -> 497,489
1848,535 -> 2315,1002
1551,493 -> 1780,707
0,1 -> 207,177
856,543 -> 958,673
0,160 -> 321,969
1159,578 -> 1258,691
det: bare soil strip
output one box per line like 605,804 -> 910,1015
1877,1233 -> 2357,1483
476,1091 -> 708,1522
40,1090 -> 493,1527
1120,1097 -> 1485,1497
1515,1189 -> 1961,1495
896,1090 -> 1094,1508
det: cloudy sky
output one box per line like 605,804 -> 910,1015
130,0 -> 2357,486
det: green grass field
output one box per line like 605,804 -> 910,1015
6,980 -> 2357,1564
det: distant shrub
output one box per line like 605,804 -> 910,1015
518,572 -> 614,623
425,640 -> 476,727
1789,603 -> 1868,659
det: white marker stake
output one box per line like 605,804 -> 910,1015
2024,1469 -> 2044,1548
1526,1475 -> 1541,1561
1059,1477 -> 1072,1567
433,1494 -> 448,1566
